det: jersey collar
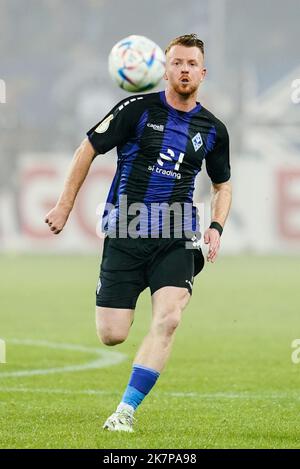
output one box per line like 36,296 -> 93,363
159,90 -> 201,116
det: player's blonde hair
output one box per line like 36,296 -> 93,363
165,34 -> 204,57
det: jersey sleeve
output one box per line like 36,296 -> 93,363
205,121 -> 231,184
86,97 -> 142,155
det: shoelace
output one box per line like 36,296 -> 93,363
116,411 -> 136,426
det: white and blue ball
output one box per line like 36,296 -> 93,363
108,35 -> 166,92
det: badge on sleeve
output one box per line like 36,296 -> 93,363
95,114 -> 114,133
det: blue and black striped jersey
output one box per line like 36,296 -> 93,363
87,91 -> 230,236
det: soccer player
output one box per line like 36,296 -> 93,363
45,34 -> 232,432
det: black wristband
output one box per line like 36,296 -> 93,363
209,221 -> 223,236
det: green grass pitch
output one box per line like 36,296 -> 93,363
0,254 -> 299,448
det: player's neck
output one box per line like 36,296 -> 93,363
164,88 -> 198,113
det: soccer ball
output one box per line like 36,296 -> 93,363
108,35 -> 166,92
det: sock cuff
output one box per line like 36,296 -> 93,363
133,364 -> 160,378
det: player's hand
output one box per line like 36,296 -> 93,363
44,205 -> 70,235
204,228 -> 221,263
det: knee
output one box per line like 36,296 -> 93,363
96,326 -> 127,346
153,308 -> 182,337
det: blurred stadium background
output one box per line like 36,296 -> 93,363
1,0 -> 300,449
1,0 -> 300,253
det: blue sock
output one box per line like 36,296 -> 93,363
120,364 -> 160,411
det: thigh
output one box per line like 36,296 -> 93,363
96,306 -> 134,333
151,286 -> 191,319
96,237 -> 147,309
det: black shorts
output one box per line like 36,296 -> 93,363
96,236 -> 205,309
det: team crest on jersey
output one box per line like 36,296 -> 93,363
192,132 -> 203,152
95,114 -> 114,133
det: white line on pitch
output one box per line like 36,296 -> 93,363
0,387 -> 118,396
0,387 -> 299,400
0,339 -> 127,377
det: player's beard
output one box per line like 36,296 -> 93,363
173,80 -> 198,97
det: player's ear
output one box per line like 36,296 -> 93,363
201,68 -> 207,81
164,71 -> 168,81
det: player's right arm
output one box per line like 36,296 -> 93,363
44,138 -> 95,235
45,96 -> 144,235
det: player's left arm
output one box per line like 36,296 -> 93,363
204,180 -> 232,262
204,120 -> 232,262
